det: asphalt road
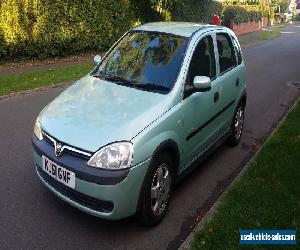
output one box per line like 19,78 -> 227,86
0,24 -> 299,250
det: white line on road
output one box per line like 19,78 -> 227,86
280,31 -> 300,34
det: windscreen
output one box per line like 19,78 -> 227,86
94,30 -> 189,92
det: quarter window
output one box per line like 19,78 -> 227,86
216,33 -> 237,74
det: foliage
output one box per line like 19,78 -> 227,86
275,0 -> 291,13
223,0 -> 286,23
240,4 -> 269,17
223,5 -> 262,26
0,0 -> 139,59
150,0 -> 173,20
131,0 -> 163,23
170,0 -> 223,23
0,29 -> 7,57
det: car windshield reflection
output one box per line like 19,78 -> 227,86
94,31 -> 189,93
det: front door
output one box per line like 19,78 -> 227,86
181,34 -> 219,169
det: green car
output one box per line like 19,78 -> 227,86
32,22 -> 246,226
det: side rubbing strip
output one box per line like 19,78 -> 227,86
186,100 -> 235,141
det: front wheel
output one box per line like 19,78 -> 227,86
227,104 -> 245,146
137,153 -> 173,226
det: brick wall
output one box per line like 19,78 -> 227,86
230,17 -> 269,36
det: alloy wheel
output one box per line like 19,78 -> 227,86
150,163 -> 171,216
234,106 -> 244,140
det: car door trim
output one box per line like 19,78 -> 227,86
186,99 -> 235,141
177,127 -> 231,182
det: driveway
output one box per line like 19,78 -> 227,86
0,24 -> 299,249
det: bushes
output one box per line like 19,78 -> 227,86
223,5 -> 262,27
0,29 -> 7,58
0,0 -> 139,59
170,0 -> 222,24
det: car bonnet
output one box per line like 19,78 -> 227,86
40,75 -> 172,153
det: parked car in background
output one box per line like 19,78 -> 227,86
32,22 -> 246,226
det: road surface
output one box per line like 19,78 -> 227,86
0,24 -> 299,249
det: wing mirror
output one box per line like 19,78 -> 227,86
93,55 -> 102,65
193,76 -> 211,92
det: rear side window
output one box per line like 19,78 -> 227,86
231,35 -> 243,65
188,35 -> 216,84
216,33 -> 237,74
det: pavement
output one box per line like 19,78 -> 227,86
237,23 -> 284,46
0,23 -> 299,250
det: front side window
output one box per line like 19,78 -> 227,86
216,33 -> 237,74
187,35 -> 216,85
94,31 -> 189,92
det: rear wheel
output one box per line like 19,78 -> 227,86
137,153 -> 173,226
227,103 -> 245,146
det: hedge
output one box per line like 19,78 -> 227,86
170,0 -> 222,24
0,0 -> 221,60
223,5 -> 262,27
0,0 -> 141,59
0,29 -> 6,57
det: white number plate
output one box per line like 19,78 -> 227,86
42,156 -> 75,189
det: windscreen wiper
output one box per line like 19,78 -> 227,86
131,82 -> 171,92
92,74 -> 170,92
93,74 -> 126,82
103,75 -> 130,83
92,74 -> 133,86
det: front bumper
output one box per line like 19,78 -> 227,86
32,138 -> 150,220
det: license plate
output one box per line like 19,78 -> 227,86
42,156 -> 75,189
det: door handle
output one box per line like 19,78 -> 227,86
236,78 -> 240,87
214,91 -> 219,103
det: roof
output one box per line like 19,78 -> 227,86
133,22 -> 217,37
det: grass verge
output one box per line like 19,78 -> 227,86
0,63 -> 93,96
239,40 -> 251,47
255,25 -> 285,40
192,101 -> 300,249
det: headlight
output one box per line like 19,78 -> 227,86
33,116 -> 43,140
87,142 -> 133,170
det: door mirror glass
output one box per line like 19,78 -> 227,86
193,76 -> 211,92
93,55 -> 102,65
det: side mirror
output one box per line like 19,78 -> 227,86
93,55 -> 102,65
193,76 -> 211,92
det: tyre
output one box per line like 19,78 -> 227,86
227,103 -> 245,146
137,153 -> 173,226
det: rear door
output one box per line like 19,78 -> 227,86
212,32 -> 241,134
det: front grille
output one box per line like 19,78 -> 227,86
43,133 -> 55,146
42,131 -> 92,160
37,166 -> 114,213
